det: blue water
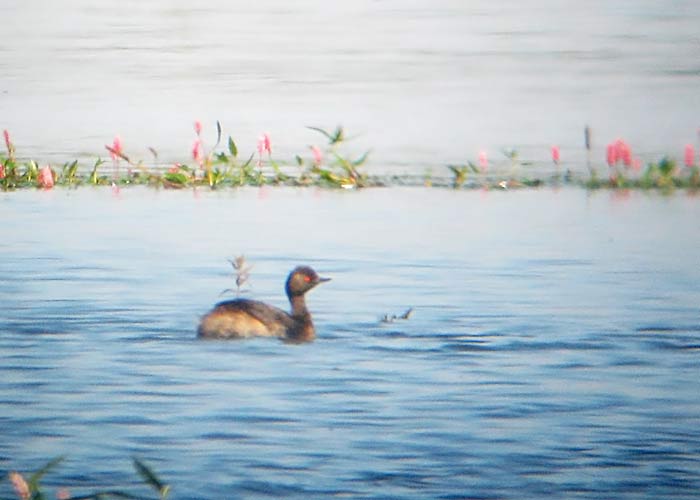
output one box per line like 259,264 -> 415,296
1,187 -> 699,499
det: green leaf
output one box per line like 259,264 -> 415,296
67,491 -> 143,500
241,152 -> 255,169
331,125 -> 344,144
133,458 -> 167,496
215,121 -> 222,148
28,456 -> 65,491
306,125 -> 345,145
228,136 -> 238,157
163,172 -> 189,185
352,150 -> 370,166
306,125 -> 333,142
295,155 -> 303,167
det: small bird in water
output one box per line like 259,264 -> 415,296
197,266 -> 330,343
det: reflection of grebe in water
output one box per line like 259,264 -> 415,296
197,266 -> 330,342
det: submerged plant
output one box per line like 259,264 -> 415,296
220,255 -> 253,297
380,307 -> 413,323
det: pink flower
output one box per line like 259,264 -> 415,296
551,145 -> 560,165
38,165 -> 54,189
478,151 -> 488,171
192,139 -> 203,164
617,140 -> 632,167
311,145 -> 323,165
9,471 -> 30,500
0,164 -> 5,179
257,133 -> 272,156
194,120 -> 202,136
256,133 -> 271,167
110,136 -> 123,161
684,144 -> 695,168
606,139 -> 633,167
606,143 -> 616,167
3,129 -> 12,152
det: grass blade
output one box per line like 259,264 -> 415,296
214,120 -> 222,149
132,458 -> 166,495
29,456 -> 65,487
228,136 -> 238,157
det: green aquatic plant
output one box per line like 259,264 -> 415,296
3,123 -> 700,192
5,457 -> 170,500
305,125 -> 370,188
60,160 -> 80,186
640,156 -> 677,190
8,456 -> 65,500
447,162 -> 478,188
380,307 -> 413,323
133,458 -> 170,500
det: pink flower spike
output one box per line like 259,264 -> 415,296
257,135 -> 265,156
38,165 -> 54,189
0,164 -> 5,179
606,143 -> 616,167
684,144 -> 694,168
3,129 -> 11,150
311,145 -> 323,165
110,136 -> 123,161
264,133 -> 272,155
551,145 -> 560,165
192,139 -> 203,164
9,472 -> 30,500
478,151 -> 488,171
194,120 -> 202,136
614,139 -> 632,167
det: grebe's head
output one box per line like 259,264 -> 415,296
285,266 -> 330,297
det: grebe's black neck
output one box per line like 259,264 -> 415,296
289,294 -> 310,319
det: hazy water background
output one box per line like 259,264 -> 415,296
1,187 -> 699,499
1,0 -> 700,174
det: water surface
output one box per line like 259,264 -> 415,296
1,1 -> 699,171
1,187 -> 699,498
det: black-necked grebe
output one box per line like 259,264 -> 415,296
197,266 -> 330,342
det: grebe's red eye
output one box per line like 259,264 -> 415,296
303,275 -> 312,282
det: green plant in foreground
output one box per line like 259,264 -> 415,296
6,457 -> 170,500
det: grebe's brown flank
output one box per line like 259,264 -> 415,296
197,266 -> 330,342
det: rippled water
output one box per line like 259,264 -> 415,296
1,187 -> 699,499
1,1 -> 700,171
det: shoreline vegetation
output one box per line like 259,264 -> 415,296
1,123 -> 699,192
